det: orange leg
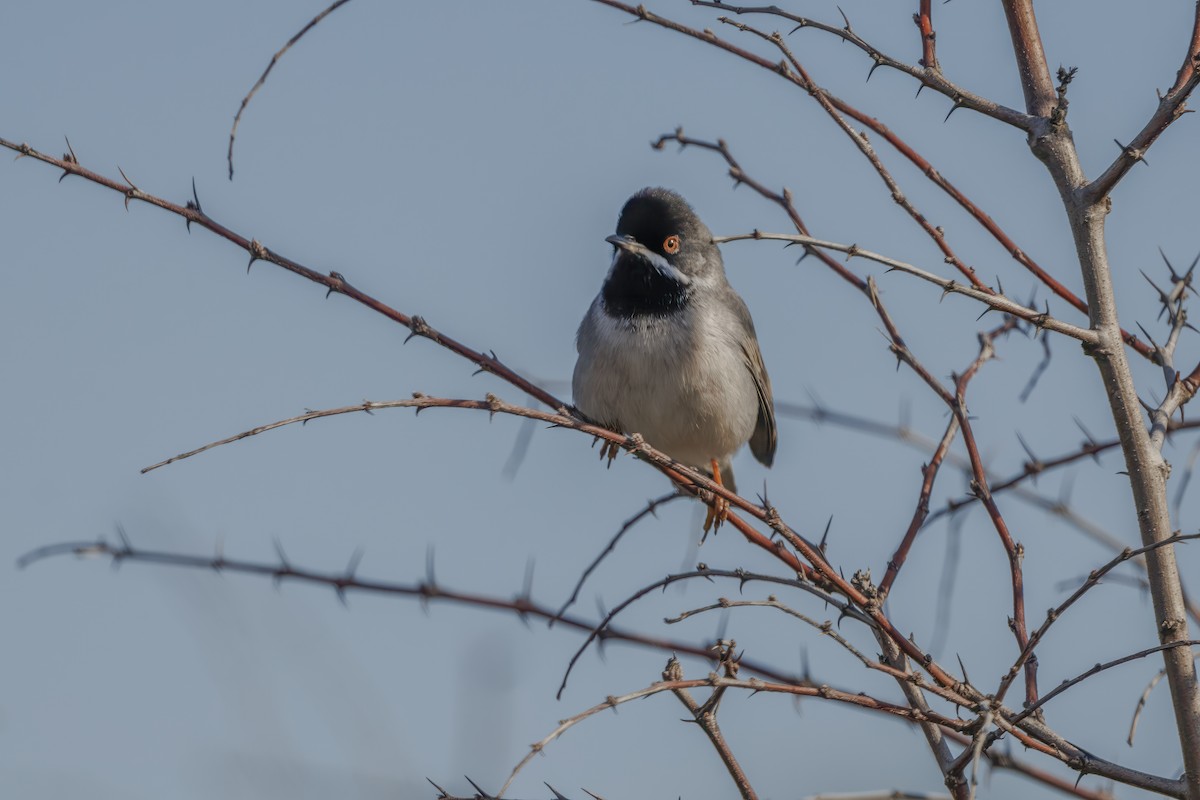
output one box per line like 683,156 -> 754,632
702,457 -> 729,534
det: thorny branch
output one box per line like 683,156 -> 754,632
559,566 -> 863,698
136,394 -> 808,572
718,16 -> 993,295
135,388 -> 984,702
666,596 -> 875,670
17,536 -> 809,688
879,414 -> 959,600
689,2 -> 1026,127
1086,46 -> 1200,198
996,0 -> 1200,792
0,138 -> 568,415
642,23 -> 1155,359
780,398 -> 1200,627
0,139 -> 868,636
664,596 -> 976,711
998,533 -> 1200,712
868,284 -> 1038,707
715,231 -> 1097,345
498,665 -> 971,800
665,650 -> 758,800
1016,640 -> 1200,726
9,2 -> 1200,787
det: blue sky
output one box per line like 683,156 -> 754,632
3,2 -> 1199,798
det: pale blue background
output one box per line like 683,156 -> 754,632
3,2 -> 1199,798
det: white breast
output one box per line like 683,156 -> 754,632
572,297 -> 758,469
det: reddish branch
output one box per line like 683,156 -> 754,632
880,413 -> 959,599
1,138 -> 569,415
721,19 -> 990,293
778,398 -> 1200,628
15,137 -> 985,685
917,0 -> 939,72
1,131 -> 970,688
656,127 -> 1045,707
869,285 -> 1038,703
690,2 -> 1029,127
11,2 -> 1200,774
821,96 -> 1162,357
1171,3 -> 1200,95
53,513 -> 1167,795
1000,0 -> 1056,117
633,1 -> 1158,359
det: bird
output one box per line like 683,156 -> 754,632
572,187 -> 776,531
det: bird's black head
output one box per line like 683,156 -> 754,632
601,188 -> 722,319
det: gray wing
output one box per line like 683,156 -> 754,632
729,292 -> 777,467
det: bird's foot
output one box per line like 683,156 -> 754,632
598,439 -> 621,467
702,458 -> 729,535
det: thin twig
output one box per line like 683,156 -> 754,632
690,3 -> 1022,125
998,533 -> 1200,715
715,231 -> 1097,345
553,491 -> 685,624
1015,640 -> 1200,724
558,568 -> 864,699
227,0 -> 357,179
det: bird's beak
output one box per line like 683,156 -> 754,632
605,233 -> 647,255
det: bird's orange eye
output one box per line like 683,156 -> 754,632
663,235 -> 681,254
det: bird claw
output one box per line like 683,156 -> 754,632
702,495 -> 729,535
599,439 -> 621,467
702,458 -> 729,535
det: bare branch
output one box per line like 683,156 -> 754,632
665,652 -> 758,800
880,415 -> 960,599
1150,362 -> 1200,453
1015,640 -> 1200,725
667,597 -> 875,671
227,0 -> 357,179
1087,55 -> 1200,200
659,130 -> 1156,360
16,536 -> 807,687
689,2 -> 1031,127
559,567 -> 864,699
998,533 -> 1200,710
715,231 -> 1098,345
1171,3 -> 1200,95
717,17 -> 992,293
0,138 -> 569,414
504,669 -> 970,799
916,0 -> 939,73
553,491 -> 685,623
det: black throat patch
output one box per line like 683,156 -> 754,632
601,255 -> 689,318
